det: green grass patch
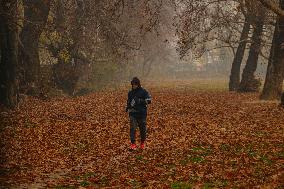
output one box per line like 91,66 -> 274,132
189,79 -> 228,92
135,155 -> 143,161
24,119 -> 37,128
180,155 -> 206,165
190,156 -> 205,163
192,147 -> 204,152
247,150 -> 257,158
100,176 -> 109,185
276,151 -> 284,159
171,181 -> 192,189
168,163 -> 176,169
203,182 -> 214,189
253,131 -> 266,137
233,144 -> 244,155
135,155 -> 148,163
181,146 -> 211,165
189,175 -> 200,183
220,144 -> 231,152
180,159 -> 189,166
191,145 -> 212,156
73,172 -> 98,187
259,155 -> 273,165
54,185 -> 76,189
245,144 -> 257,158
75,142 -> 87,151
230,160 -> 238,168
146,79 -> 228,92
80,180 -> 90,187
81,172 -> 96,179
214,180 -> 228,187
201,180 -> 228,189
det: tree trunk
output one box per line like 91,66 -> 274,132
238,11 -> 265,92
52,0 -> 87,95
142,56 -> 154,78
52,60 -> 80,95
229,17 -> 250,91
261,1 -> 284,100
0,0 -> 19,108
19,0 -> 51,95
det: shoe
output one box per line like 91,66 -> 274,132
140,143 -> 145,150
130,143 -> 137,150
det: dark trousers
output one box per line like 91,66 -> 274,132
129,115 -> 147,144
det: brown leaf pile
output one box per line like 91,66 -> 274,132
0,87 -> 283,188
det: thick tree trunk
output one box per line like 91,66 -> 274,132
0,1 -> 19,108
229,18 -> 250,91
52,61 -> 80,95
19,0 -> 50,94
52,0 -> 87,95
261,1 -> 284,100
238,12 -> 265,92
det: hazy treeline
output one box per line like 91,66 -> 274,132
0,0 -> 283,108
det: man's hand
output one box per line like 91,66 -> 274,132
131,99 -> 136,107
145,98 -> 151,104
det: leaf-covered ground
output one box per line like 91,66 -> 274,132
0,82 -> 284,188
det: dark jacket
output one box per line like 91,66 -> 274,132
126,87 -> 151,118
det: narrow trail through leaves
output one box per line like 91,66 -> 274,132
0,87 -> 283,188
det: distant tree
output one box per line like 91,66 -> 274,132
43,0 -> 164,94
19,0 -> 51,95
229,17 -> 251,91
261,0 -> 284,100
238,4 -> 266,92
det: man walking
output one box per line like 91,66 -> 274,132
126,77 -> 152,150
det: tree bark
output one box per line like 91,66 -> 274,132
238,11 -> 265,92
19,0 -> 51,94
229,17 -> 250,91
257,0 -> 284,17
52,0 -> 88,95
52,60 -> 80,95
0,0 -> 19,108
261,1 -> 284,100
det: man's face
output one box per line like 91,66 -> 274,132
132,84 -> 138,89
